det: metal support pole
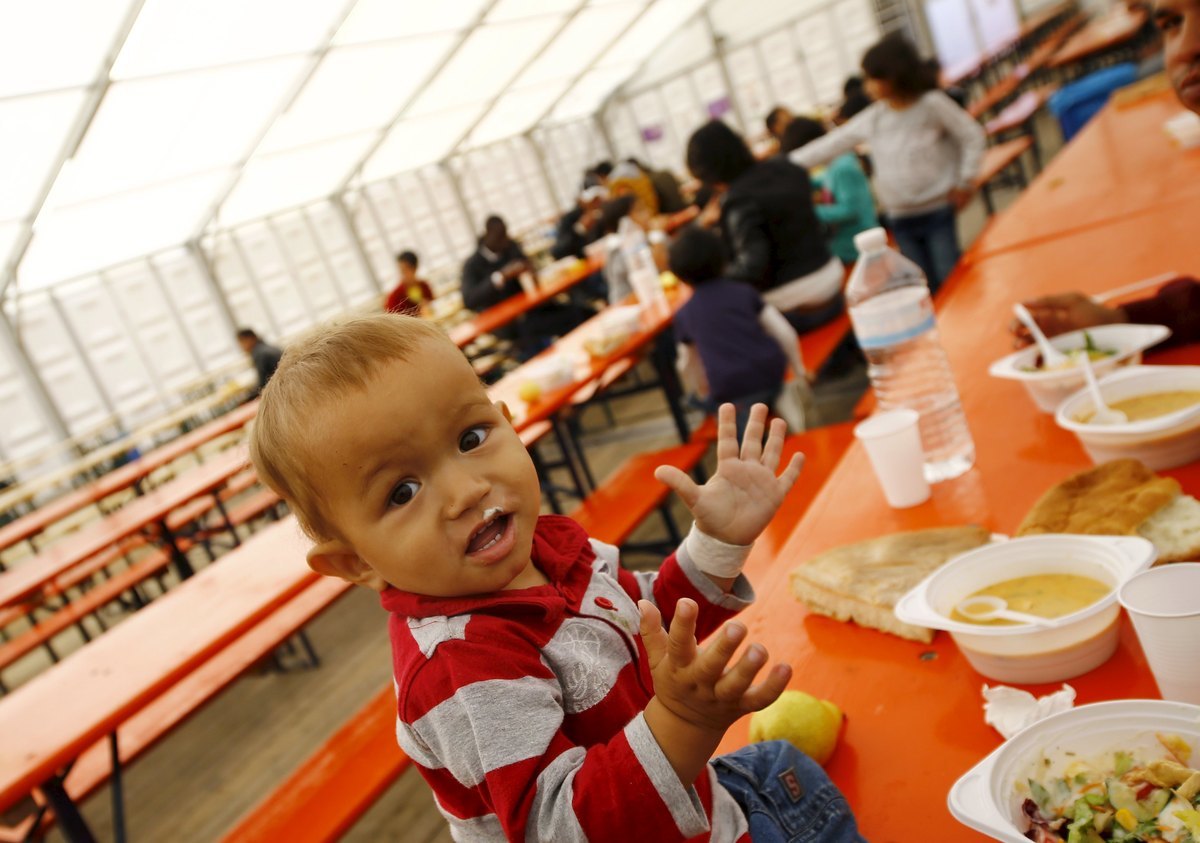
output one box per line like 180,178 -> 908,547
0,306 -> 70,440
330,194 -> 385,294
524,131 -> 563,212
703,8 -> 751,130
186,240 -> 244,338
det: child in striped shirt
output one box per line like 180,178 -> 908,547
248,314 -> 864,843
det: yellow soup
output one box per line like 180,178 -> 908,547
950,574 -> 1111,626
1081,390 -> 1200,423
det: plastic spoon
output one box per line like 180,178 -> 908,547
1080,354 -> 1128,425
955,595 -> 1060,627
1013,303 -> 1069,370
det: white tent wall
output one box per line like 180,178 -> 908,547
599,0 -> 880,171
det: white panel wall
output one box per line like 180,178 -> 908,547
52,277 -> 165,428
420,165 -> 475,258
533,119 -> 611,209
308,200 -> 379,307
151,248 -> 241,370
396,171 -> 453,271
759,28 -> 819,116
234,221 -> 317,338
208,231 -> 280,340
272,211 -> 346,321
14,293 -> 114,436
0,324 -> 60,465
344,189 -> 398,288
104,261 -> 203,394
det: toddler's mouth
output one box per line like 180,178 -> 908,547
467,510 -> 512,555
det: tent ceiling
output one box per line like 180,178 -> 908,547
0,0 -> 707,292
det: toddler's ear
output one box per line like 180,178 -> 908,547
307,540 -> 388,592
495,400 -> 514,424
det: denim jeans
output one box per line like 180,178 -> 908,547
887,205 -> 960,294
713,741 -> 866,843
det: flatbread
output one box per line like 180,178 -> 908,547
1016,459 -> 1180,537
790,525 -> 992,643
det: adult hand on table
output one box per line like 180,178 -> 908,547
1010,292 -> 1127,347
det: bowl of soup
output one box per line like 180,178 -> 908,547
1056,365 -> 1200,470
894,535 -> 1157,682
989,324 -> 1171,413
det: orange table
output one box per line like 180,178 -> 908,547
0,447 -> 249,609
0,517 -> 316,841
489,287 -> 692,436
448,256 -> 603,349
713,202 -> 1200,841
970,91 -> 1200,259
0,402 -> 257,556
1049,5 -> 1146,67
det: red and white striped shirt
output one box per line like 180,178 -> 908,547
381,515 -> 755,842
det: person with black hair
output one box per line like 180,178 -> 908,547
551,187 -> 605,261
835,76 -> 872,123
780,118 -> 878,265
236,328 -> 283,395
582,160 -> 614,190
789,34 -> 985,292
765,105 -> 794,141
384,250 -> 435,316
625,157 -> 688,214
685,120 -> 843,333
668,226 -> 810,440
461,216 -> 590,357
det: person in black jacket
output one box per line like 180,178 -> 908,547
461,216 -> 591,358
236,328 -> 283,396
551,187 -> 605,260
685,120 -> 845,333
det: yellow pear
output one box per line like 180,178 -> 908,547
747,690 -> 843,766
518,381 -> 542,404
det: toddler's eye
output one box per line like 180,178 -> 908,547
389,480 -> 419,507
459,426 -> 489,452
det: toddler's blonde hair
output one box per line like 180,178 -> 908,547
249,313 -> 448,540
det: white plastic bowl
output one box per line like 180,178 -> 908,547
1056,365 -> 1200,470
894,535 -> 1157,683
949,699 -> 1200,842
988,324 -> 1171,412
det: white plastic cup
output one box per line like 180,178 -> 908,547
518,273 -> 538,297
1118,563 -> 1200,703
854,409 -> 931,508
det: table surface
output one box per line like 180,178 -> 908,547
0,402 -> 258,554
971,90 -> 1200,258
0,517 -> 315,813
448,256 -> 602,349
488,287 -> 691,433
710,192 -> 1200,840
0,446 -> 249,609
1049,4 -> 1145,67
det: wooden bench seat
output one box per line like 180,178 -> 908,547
985,85 -> 1058,136
220,685 -> 411,843
0,576 -> 352,841
569,440 -> 710,547
975,136 -> 1035,214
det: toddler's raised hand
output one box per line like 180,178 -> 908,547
655,403 -> 803,547
639,598 -> 791,734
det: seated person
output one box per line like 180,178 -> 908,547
598,194 -> 669,305
765,105 -> 794,143
669,226 -> 812,440
835,76 -> 872,124
1014,279 -> 1200,349
461,215 -> 591,357
628,157 -> 689,215
248,313 -> 865,843
236,327 -> 283,396
608,160 -> 662,215
384,250 -> 434,316
551,186 -> 605,261
780,117 -> 879,267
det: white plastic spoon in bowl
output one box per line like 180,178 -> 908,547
1080,354 -> 1128,425
1013,303 -> 1069,370
955,595 -> 1059,627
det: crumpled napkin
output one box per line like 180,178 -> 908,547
983,684 -> 1076,739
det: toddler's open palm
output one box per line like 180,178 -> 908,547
655,404 -> 803,547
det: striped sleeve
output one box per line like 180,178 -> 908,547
397,632 -> 714,841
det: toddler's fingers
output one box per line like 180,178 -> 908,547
739,404 -> 769,462
654,465 -> 700,509
739,663 -> 794,712
775,453 -> 805,495
692,620 -> 748,684
715,403 -> 738,463
638,600 -> 668,667
666,599 -> 699,666
711,642 -> 769,703
760,417 -> 787,471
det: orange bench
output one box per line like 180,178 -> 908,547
220,685 -> 411,843
0,576 -> 351,841
569,440 -> 710,548
976,136 -> 1035,214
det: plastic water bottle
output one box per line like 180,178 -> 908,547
617,216 -> 665,306
846,228 -> 974,482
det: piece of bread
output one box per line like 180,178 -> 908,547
1138,494 -> 1200,563
1017,459 -> 1181,537
790,526 -> 992,643
1017,459 -> 1200,563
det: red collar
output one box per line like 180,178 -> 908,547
379,515 -> 596,621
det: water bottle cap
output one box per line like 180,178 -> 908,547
854,227 -> 888,255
